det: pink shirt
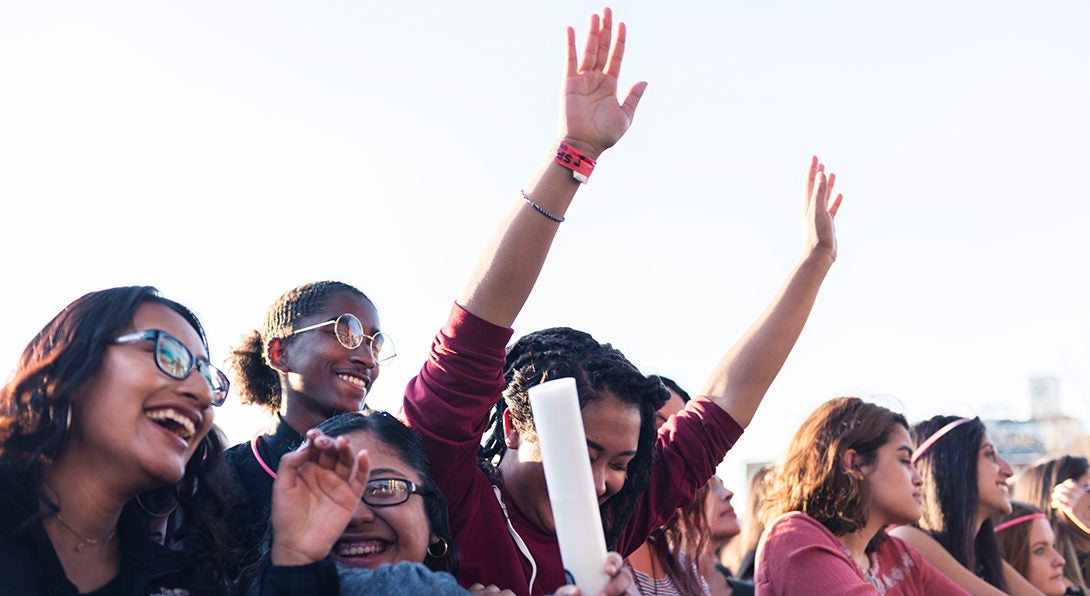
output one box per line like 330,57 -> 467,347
757,512 -> 969,595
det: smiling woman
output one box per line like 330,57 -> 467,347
0,286 -> 236,594
220,280 -> 391,573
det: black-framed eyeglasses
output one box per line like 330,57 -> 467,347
114,330 -> 230,406
290,313 -> 397,363
362,477 -> 428,507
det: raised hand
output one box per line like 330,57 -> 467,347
560,8 -> 648,160
1051,478 -> 1090,535
270,429 -> 369,566
804,155 -> 843,264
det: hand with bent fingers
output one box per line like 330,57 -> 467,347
1051,478 -> 1090,535
559,7 -> 647,161
270,429 -> 369,566
804,155 -> 843,264
552,552 -> 631,596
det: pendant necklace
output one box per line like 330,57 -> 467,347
52,513 -> 117,552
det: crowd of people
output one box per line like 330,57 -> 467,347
0,7 -> 1085,596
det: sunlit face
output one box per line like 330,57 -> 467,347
503,391 -> 641,534
279,292 -> 381,421
703,476 -> 740,541
976,434 -> 1014,520
862,425 -> 923,527
654,388 -> 686,429
70,302 -> 216,489
331,431 -> 437,568
1023,518 -> 1066,596
582,392 -> 641,505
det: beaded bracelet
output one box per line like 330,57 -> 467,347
521,190 -> 565,223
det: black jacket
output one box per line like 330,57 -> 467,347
0,465 -> 220,595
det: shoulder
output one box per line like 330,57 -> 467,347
764,512 -> 837,543
338,561 -> 468,595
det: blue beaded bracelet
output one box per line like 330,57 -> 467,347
521,190 -> 565,223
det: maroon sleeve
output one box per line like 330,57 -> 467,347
399,303 -> 513,511
618,396 -> 744,554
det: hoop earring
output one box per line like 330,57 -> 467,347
136,494 -> 179,518
427,538 -> 449,559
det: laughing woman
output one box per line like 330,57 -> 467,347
889,415 -> 1045,595
0,286 -> 236,594
222,281 -> 394,563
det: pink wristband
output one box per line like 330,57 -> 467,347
554,141 -> 596,183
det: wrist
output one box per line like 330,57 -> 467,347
557,137 -> 603,162
271,544 -> 320,567
553,139 -> 597,183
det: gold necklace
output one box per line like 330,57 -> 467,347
52,513 -> 117,552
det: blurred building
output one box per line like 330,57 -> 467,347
985,376 -> 1089,471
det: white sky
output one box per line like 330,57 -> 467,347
2,1 -> 1089,497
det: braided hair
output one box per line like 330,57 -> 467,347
478,327 -> 668,550
228,281 -> 373,413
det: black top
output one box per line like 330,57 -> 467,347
0,465 -> 222,595
222,417 -> 304,575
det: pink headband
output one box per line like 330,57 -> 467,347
911,418 -> 972,464
994,513 -> 1047,533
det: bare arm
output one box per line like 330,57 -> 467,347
459,8 -> 647,327
700,156 -> 842,427
888,526 -> 1013,596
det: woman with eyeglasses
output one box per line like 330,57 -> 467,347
397,8 -> 843,594
257,410 -> 631,595
221,280 -> 395,568
0,286 -> 236,593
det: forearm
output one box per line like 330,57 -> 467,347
701,250 -> 833,428
458,145 -> 587,328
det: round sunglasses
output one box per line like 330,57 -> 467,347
114,329 -> 230,406
289,313 -> 397,363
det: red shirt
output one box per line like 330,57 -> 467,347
757,512 -> 970,595
401,304 -> 742,596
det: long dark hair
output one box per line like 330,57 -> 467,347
1012,455 -> 1090,590
766,397 -> 908,552
643,376 -> 705,595
478,327 -> 668,550
318,410 -> 460,575
912,415 -> 1007,590
0,285 -> 236,587
228,281 -> 373,412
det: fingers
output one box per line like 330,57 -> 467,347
565,27 -> 578,78
619,81 -> 648,121
810,171 -> 828,212
604,21 -> 626,78
805,155 -> 819,206
578,13 -> 601,72
593,8 -> 613,73
350,449 -> 371,498
829,193 -> 844,217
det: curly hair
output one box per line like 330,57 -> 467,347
317,410 -> 460,575
765,397 -> 907,552
1012,455 -> 1090,591
0,285 -> 237,589
477,327 -> 668,550
912,415 -> 1007,591
228,281 -> 373,412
